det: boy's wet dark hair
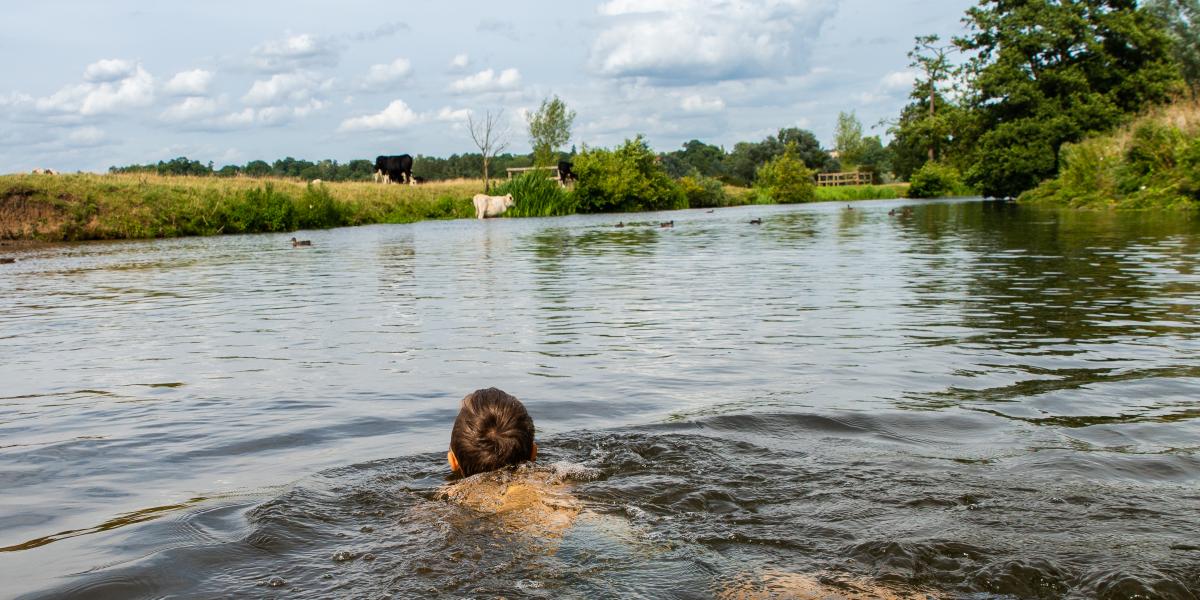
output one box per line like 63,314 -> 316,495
450,388 -> 535,477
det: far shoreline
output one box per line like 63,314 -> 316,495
0,172 -> 918,245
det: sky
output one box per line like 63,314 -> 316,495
0,0 -> 975,173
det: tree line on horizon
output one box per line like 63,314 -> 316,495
107,116 -> 887,188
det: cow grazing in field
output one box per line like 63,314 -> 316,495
31,168 -> 58,175
557,161 -> 576,185
310,179 -> 322,185
374,154 -> 414,185
473,193 -> 515,219
412,176 -> 426,185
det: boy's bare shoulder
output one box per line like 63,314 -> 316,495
437,464 -> 584,537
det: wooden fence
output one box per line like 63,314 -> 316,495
816,172 -> 874,187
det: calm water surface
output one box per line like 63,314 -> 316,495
1,199 -> 1198,598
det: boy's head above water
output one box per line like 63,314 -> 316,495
448,388 -> 537,477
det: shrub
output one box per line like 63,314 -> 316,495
573,136 -> 687,213
220,184 -> 296,233
678,174 -> 730,208
907,162 -> 967,198
297,183 -> 346,229
492,171 -> 578,217
1117,122 -> 1184,194
753,144 -> 815,203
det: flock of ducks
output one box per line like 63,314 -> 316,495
3,205 -> 921,259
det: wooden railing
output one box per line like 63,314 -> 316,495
816,172 -> 874,187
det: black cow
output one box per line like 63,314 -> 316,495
557,160 -> 576,185
374,154 -> 414,184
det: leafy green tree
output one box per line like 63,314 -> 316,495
834,111 -> 866,166
886,34 -> 969,181
1146,0 -> 1200,95
911,35 -> 958,162
856,136 -> 893,182
661,139 -> 726,179
572,136 -> 686,212
726,128 -> 831,185
244,160 -> 271,177
753,143 -> 816,203
527,95 -> 576,167
954,0 -> 1183,197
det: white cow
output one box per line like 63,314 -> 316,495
310,178 -> 322,185
473,193 -> 515,219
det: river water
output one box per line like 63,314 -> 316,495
1,199 -> 1198,598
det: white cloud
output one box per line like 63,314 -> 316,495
174,99 -> 326,131
880,70 -> 916,92
363,58 -> 412,88
160,96 -> 220,122
450,68 -> 521,94
164,69 -> 214,96
680,94 -> 725,113
250,33 -> 340,72
450,53 -> 470,70
67,126 -> 107,146
435,106 -> 471,122
590,0 -> 836,83
242,71 -> 328,106
338,99 -> 422,131
0,92 -> 33,109
37,65 -> 156,115
83,59 -> 135,83
218,108 -> 256,128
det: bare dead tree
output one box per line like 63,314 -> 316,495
468,109 -> 510,192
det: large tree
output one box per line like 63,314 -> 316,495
468,109 -> 511,192
527,95 -> 576,168
955,0 -> 1182,198
726,127 -> 831,185
1146,0 -> 1200,95
833,111 -> 866,166
661,139 -> 726,179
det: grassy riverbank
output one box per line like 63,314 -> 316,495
0,173 -> 481,241
1,172 -> 913,242
1020,99 -> 1200,209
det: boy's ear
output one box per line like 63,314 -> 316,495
531,442 -> 537,462
448,449 -> 460,473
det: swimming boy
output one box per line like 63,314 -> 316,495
439,388 -> 579,537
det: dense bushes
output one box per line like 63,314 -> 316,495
1020,101 -> 1200,209
492,172 -> 578,217
678,174 -> 730,208
752,145 -> 815,203
907,162 -> 969,198
573,136 -> 687,213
